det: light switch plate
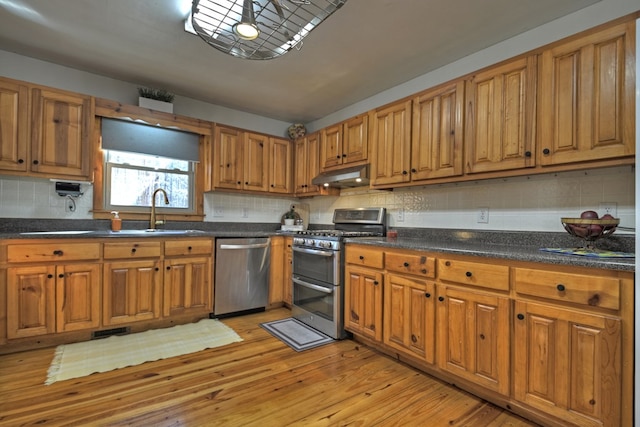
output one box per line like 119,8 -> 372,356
477,207 -> 489,223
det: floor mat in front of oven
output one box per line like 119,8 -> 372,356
260,318 -> 333,352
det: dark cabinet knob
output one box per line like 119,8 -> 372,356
245,182 -> 249,185
525,151 -> 532,157
465,271 -> 472,277
557,284 -> 566,291
517,313 -> 525,320
237,181 -> 241,185
58,273 -> 65,278
421,269 -> 427,274
425,292 -> 431,298
131,248 -> 137,253
359,255 -> 364,260
543,148 -> 550,155
402,170 -> 408,175
226,163 -> 230,167
188,246 -> 192,251
479,334 -> 485,340
411,334 -> 418,343
166,266 -> 171,270
373,281 -> 379,285
53,250 -> 64,256
438,296 -> 445,302
403,262 -> 409,267
33,160 -> 39,165
336,155 -> 341,159
445,261 -> 451,266
155,267 -> 160,271
342,154 -> 347,158
47,274 -> 53,279
271,184 -> 274,187
411,168 -> 417,173
18,159 -> 24,164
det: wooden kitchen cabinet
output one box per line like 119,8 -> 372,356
383,273 -> 436,364
294,132 -> 333,196
465,55 -> 537,174
163,239 -> 213,317
103,259 -> 162,326
268,236 -> 293,306
436,284 -> 510,396
538,21 -> 635,166
513,301 -> 621,427
369,99 -> 412,187
319,114 -> 368,171
213,125 -> 243,190
0,78 -> 29,173
243,132 -> 269,192
344,264 -> 383,342
268,137 -> 292,194
0,77 -> 93,180
6,241 -> 102,338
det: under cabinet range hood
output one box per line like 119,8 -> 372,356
311,165 -> 369,188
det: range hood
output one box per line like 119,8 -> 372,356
311,165 -> 370,188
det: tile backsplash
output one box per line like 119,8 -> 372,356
0,165 -> 634,234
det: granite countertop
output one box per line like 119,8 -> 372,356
346,232 -> 635,272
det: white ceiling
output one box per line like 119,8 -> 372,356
0,0 -> 600,123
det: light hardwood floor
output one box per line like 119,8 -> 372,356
0,308 -> 538,426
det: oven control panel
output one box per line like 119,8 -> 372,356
293,237 -> 340,251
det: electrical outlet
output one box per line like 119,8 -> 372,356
477,207 -> 489,223
599,202 -> 617,217
213,207 -> 224,217
397,207 -> 404,222
242,208 -> 249,218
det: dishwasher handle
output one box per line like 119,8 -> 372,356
292,277 -> 333,294
219,242 -> 270,250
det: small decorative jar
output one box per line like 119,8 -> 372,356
287,123 -> 306,140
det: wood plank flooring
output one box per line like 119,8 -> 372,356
0,309 -> 538,426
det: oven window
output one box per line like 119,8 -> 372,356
292,248 -> 339,286
293,281 -> 335,322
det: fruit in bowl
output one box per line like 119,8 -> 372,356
561,210 -> 619,241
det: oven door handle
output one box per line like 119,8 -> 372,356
292,277 -> 334,294
292,246 -> 335,257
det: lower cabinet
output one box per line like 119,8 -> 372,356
383,273 -> 436,364
344,265 -> 383,342
514,301 -> 621,427
163,256 -> 212,317
103,259 -> 162,326
7,263 -> 101,338
436,284 -> 510,396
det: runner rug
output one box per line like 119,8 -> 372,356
45,318 -> 242,385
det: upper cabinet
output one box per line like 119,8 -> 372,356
268,136 -> 292,194
319,114 -> 368,171
538,21 -> 635,166
369,99 -> 412,187
0,77 -> 93,180
465,55 -> 537,174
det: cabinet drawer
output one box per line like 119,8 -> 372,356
438,258 -> 509,291
104,241 -> 161,259
7,243 -> 100,262
164,239 -> 213,257
385,251 -> 435,278
514,268 -> 620,310
345,245 -> 384,269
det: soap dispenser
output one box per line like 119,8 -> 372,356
110,211 -> 122,232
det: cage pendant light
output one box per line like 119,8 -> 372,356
190,0 -> 348,60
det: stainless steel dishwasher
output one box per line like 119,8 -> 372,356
214,237 -> 271,317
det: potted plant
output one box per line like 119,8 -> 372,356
138,87 -> 175,113
284,208 -> 296,225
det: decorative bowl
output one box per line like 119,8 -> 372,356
561,217 -> 619,248
287,123 -> 306,140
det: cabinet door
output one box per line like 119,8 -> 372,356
0,79 -> 29,172
283,237 -> 293,305
344,265 -> 383,341
31,87 -> 92,178
514,301 -> 621,427
243,132 -> 269,191
342,114 -> 368,165
56,263 -> 101,332
268,137 -> 292,194
437,285 -> 510,396
7,265 -> 56,338
465,55 -> 536,173
268,236 -> 285,305
370,100 -> 412,187
213,126 -> 243,190
293,138 -> 308,194
538,22 -> 634,166
319,123 -> 342,170
163,256 -> 212,317
411,81 -> 464,181
384,274 -> 436,364
103,260 -> 161,325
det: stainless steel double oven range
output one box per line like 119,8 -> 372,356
291,207 -> 386,339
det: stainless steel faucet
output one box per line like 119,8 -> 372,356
150,188 -> 169,229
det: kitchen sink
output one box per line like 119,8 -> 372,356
20,230 -> 94,235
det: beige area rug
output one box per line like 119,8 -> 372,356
45,318 -> 243,385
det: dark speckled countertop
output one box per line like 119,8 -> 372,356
0,219 -> 634,272
347,228 -> 635,272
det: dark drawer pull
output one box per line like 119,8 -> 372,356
373,281 -> 379,286
425,293 -> 431,298
517,313 -> 525,320
465,271 -> 472,277
438,296 -> 444,302
53,250 -> 64,256
403,262 -> 409,267
557,284 -> 566,292
421,269 -> 427,274
359,255 -> 364,260
131,248 -> 137,253
188,246 -> 193,251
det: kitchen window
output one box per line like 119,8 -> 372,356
103,150 -> 195,214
